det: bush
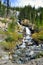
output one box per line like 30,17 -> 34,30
1,41 -> 17,50
18,34 -> 23,39
32,31 -> 43,42
35,52 -> 43,59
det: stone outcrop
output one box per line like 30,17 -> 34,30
21,19 -> 36,33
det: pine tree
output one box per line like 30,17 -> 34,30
4,0 -> 10,16
0,0 -> 1,15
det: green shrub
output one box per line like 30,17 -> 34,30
32,31 -> 43,42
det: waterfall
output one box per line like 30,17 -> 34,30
20,39 -> 26,48
26,27 -> 31,35
20,26 -> 32,48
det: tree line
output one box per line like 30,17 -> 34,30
0,0 -> 10,16
18,5 -> 43,25
0,0 -> 43,26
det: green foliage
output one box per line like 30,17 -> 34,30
5,36 -> 14,42
1,41 -> 17,50
35,52 -> 43,58
18,5 -> 32,20
1,18 -> 7,23
32,31 -> 43,42
18,6 -> 43,30
18,33 -> 23,39
8,22 -> 15,32
0,30 -> 4,34
3,31 -> 23,50
10,16 -> 15,20
1,16 -> 23,51
8,16 -> 18,32
0,1 -> 6,17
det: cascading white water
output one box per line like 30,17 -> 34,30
20,26 -> 32,48
26,27 -> 31,35
20,39 -> 26,48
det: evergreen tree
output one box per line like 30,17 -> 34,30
4,0 -> 10,16
0,0 -> 1,15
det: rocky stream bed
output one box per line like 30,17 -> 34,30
0,25 -> 43,65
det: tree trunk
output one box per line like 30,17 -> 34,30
6,0 -> 9,17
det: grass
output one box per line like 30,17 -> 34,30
35,20 -> 43,31
0,30 -> 5,34
35,52 -> 43,59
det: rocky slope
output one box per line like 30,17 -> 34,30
0,58 -> 43,65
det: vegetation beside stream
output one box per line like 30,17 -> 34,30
0,0 -> 43,64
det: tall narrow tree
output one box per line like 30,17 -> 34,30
7,0 -> 9,16
0,0 -> 1,7
0,0 -> 1,15
4,0 -> 10,16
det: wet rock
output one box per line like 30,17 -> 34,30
12,47 -> 37,64
0,55 -> 9,64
